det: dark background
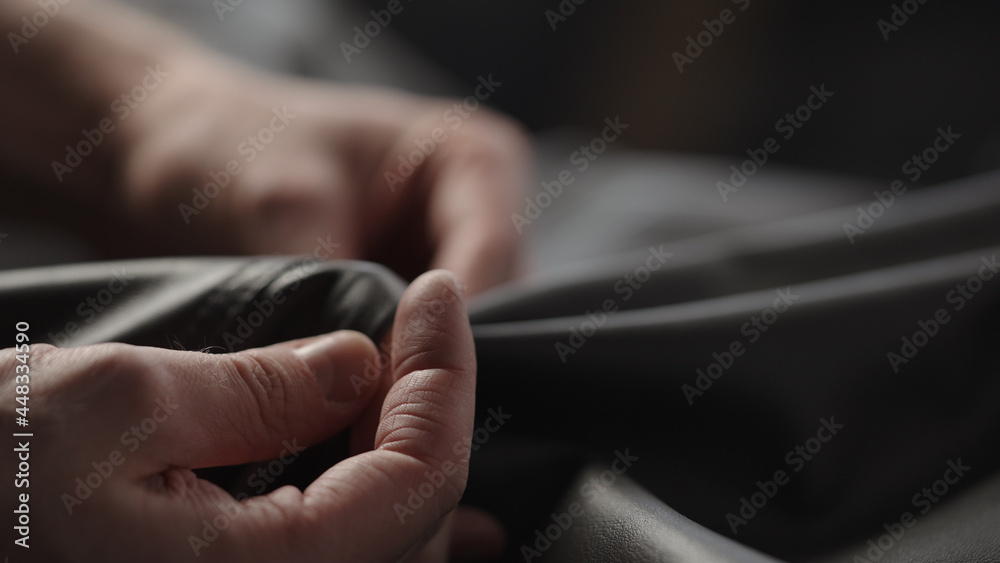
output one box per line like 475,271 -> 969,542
358,0 -> 1000,185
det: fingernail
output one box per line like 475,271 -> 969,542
440,270 -> 467,301
294,332 -> 371,402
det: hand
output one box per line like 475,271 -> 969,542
117,58 -> 531,295
1,1 -> 529,294
2,270 -> 501,561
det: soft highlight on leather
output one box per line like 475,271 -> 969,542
3,170 -> 999,562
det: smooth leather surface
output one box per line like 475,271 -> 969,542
467,171 -> 1000,560
543,465 -> 781,563
810,473 -> 1000,563
2,171 -> 999,562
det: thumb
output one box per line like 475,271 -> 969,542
141,330 -> 381,469
218,270 -> 477,562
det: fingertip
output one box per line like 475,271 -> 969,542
379,266 -> 477,458
393,269 -> 469,339
432,226 -> 519,296
430,268 -> 467,303
268,271 -> 479,560
413,269 -> 467,300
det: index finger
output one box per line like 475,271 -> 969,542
227,270 -> 477,562
428,117 -> 531,295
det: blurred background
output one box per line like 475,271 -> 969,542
7,0 -> 999,278
367,0 -> 1000,184
127,0 -> 1000,185
390,0 -> 1000,183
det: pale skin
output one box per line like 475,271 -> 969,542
0,0 -> 530,295
0,0 -> 527,560
1,271 -> 504,561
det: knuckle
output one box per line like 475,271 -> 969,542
51,344 -> 145,391
235,176 -> 332,223
75,344 -> 159,403
22,343 -> 159,426
222,352 -> 294,439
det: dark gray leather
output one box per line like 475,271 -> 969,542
810,473 -> 1000,563
542,465 -> 781,563
465,170 -> 1000,561
0,258 -> 403,350
3,171 -> 1000,562
525,462 -> 1000,563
